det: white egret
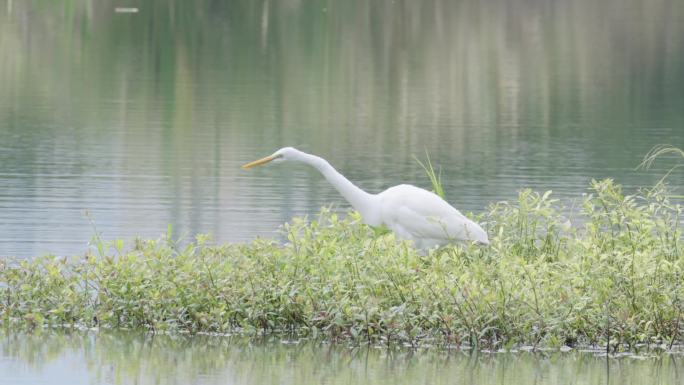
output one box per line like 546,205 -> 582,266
242,147 -> 489,248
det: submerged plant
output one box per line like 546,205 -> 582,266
0,179 -> 682,351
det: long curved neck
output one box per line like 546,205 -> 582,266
297,152 -> 379,223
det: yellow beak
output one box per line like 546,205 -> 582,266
241,154 -> 277,169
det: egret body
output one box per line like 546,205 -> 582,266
242,147 -> 489,248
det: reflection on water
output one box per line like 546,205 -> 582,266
1,330 -> 682,385
0,0 -> 683,257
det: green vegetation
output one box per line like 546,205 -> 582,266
640,145 -> 684,169
1,178 -> 681,352
639,145 -> 684,196
413,151 -> 445,199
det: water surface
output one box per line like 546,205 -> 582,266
1,330 -> 682,385
0,0 -> 683,257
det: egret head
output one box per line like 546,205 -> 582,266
241,147 -> 303,169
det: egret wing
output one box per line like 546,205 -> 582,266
379,185 -> 486,243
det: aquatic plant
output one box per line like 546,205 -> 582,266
413,151 -> 445,199
638,145 -> 684,197
639,145 -> 684,171
1,179 -> 682,351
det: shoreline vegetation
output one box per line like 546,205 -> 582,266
1,177 -> 682,352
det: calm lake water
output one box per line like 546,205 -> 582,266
0,0 -> 683,257
1,330 -> 682,385
1,2 -> 684,382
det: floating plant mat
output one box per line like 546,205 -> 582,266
1,180 -> 682,351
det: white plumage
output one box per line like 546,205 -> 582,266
377,184 -> 489,248
242,147 -> 489,248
